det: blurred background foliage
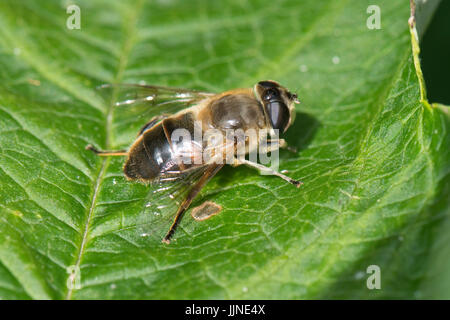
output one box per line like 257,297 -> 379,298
421,0 -> 450,104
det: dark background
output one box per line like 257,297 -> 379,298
421,0 -> 450,105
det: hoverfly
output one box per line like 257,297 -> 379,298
87,80 -> 301,244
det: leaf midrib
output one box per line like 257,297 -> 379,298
61,0 -> 349,298
64,0 -> 144,300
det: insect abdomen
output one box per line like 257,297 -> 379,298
123,112 -> 197,181
123,124 -> 168,180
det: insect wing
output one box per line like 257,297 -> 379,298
98,84 -> 214,139
98,83 -> 213,114
134,165 -> 212,243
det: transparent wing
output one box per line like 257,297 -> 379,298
98,83 -> 214,115
132,165 -> 215,244
98,84 -> 215,140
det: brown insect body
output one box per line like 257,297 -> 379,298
124,88 -> 267,182
124,112 -> 196,181
87,80 -> 301,244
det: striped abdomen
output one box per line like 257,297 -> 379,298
124,112 -> 199,181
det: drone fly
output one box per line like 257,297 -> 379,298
86,80 -> 301,244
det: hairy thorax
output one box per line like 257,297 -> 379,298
198,91 -> 267,132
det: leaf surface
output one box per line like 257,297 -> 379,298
0,0 -> 448,299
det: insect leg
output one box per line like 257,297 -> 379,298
259,139 -> 285,153
233,158 -> 302,188
85,144 -> 128,156
162,164 -> 224,244
265,139 -> 297,153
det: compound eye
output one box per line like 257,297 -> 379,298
263,88 -> 279,101
268,101 -> 290,132
258,80 -> 279,90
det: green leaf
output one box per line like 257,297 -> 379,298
0,0 -> 448,299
